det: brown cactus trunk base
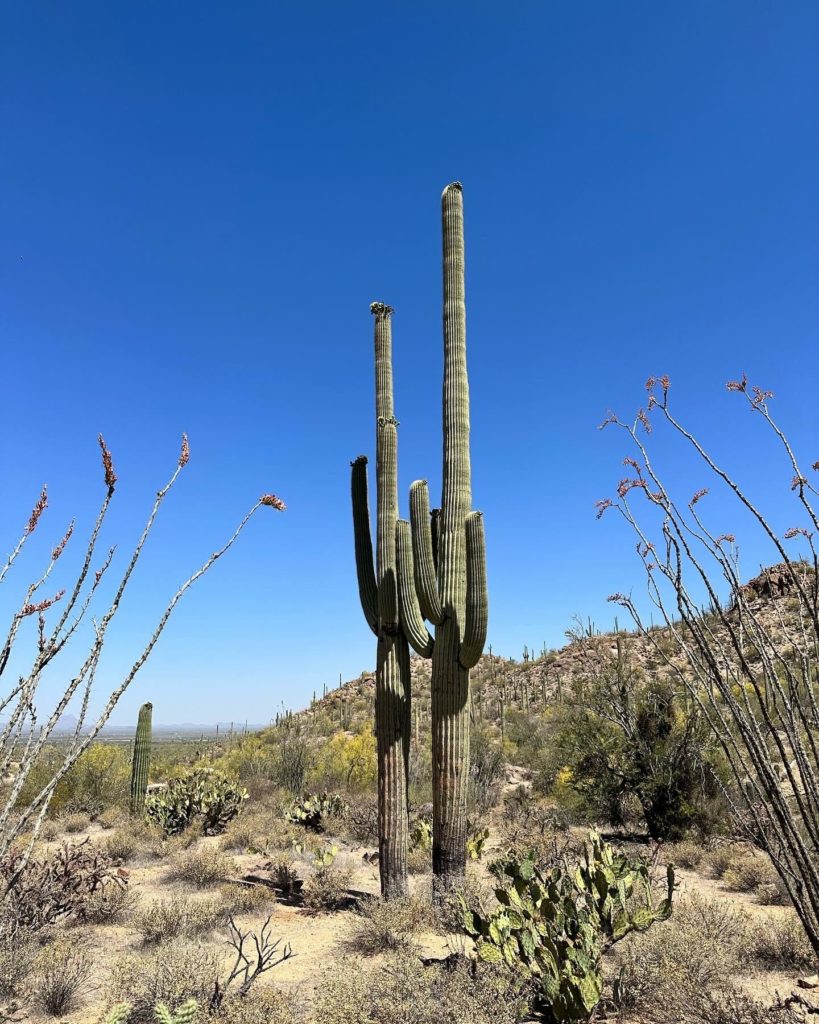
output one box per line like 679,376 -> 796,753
431,620 -> 470,896
376,633 -> 410,899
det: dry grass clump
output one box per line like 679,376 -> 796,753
58,811 -> 90,835
704,842 -> 745,879
345,895 -> 436,956
104,827 -> 140,863
751,912 -> 815,970
81,880 -> 139,924
39,819 -> 60,842
408,845 -> 431,875
171,844 -> 235,888
217,881 -> 276,915
0,932 -> 36,1004
218,810 -> 272,853
722,852 -> 780,895
107,943 -> 220,1023
134,894 -> 228,943
96,806 -> 129,830
629,983 -> 802,1024
208,987 -> 296,1024
616,894 -> 751,1013
303,862 -> 352,911
664,839 -> 706,870
312,951 -> 531,1024
32,939 -> 93,1017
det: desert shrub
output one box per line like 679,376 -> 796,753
0,931 -> 35,1003
59,811 -> 90,834
269,860 -> 302,898
208,987 -> 296,1024
217,882 -> 274,915
274,735 -> 310,794
629,983 -> 803,1024
32,939 -> 92,1017
217,736 -> 276,783
104,828 -> 139,863
615,893 -> 751,1012
345,895 -> 435,956
96,805 -> 129,831
171,845 -> 235,889
340,800 -> 379,845
408,844 -> 430,875
468,728 -> 505,814
312,951 -> 531,1024
16,743 -> 131,817
664,839 -> 705,870
434,873 -> 497,935
81,877 -> 138,924
134,895 -> 228,943
541,638 -> 726,840
303,860 -> 352,911
499,790 -> 574,866
752,912 -> 815,969
39,819 -> 59,842
108,943 -> 220,1023
145,768 -> 248,837
722,851 -> 780,894
705,842 -> 741,879
312,729 -> 376,793
2,839 -> 128,933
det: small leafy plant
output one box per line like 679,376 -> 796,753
467,825 -> 490,861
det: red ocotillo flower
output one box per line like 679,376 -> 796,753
26,487 -> 48,535
260,494 -> 287,511
98,435 -> 117,491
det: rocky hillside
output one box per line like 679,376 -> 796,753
289,561 -> 815,736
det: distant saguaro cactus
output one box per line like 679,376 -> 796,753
351,303 -> 412,898
398,182 -> 488,891
129,701 -> 153,814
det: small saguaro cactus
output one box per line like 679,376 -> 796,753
351,302 -> 412,898
397,182 -> 488,892
129,701 -> 153,815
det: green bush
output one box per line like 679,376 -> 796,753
541,638 -> 726,840
145,768 -> 248,836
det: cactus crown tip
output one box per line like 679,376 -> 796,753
442,181 -> 463,197
370,302 -> 394,318
352,454 -> 368,466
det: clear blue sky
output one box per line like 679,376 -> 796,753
1,3 -> 817,725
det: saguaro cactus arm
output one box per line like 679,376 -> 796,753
376,417 -> 399,630
409,480 -> 444,625
351,456 -> 378,635
459,511 -> 488,669
396,520 -> 434,657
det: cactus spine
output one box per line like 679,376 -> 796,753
398,182 -> 488,892
352,303 -> 411,898
130,701 -> 153,815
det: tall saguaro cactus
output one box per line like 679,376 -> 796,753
397,182 -> 488,892
351,303 -> 411,898
130,701 -> 153,815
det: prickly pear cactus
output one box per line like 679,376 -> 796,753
144,767 -> 247,836
462,830 -> 675,1022
284,792 -> 347,830
154,1000 -> 199,1024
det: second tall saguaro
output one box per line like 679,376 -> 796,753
399,182 -> 488,892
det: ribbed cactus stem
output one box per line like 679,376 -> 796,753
130,701 -> 153,815
419,181 -> 488,893
352,302 -> 411,898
